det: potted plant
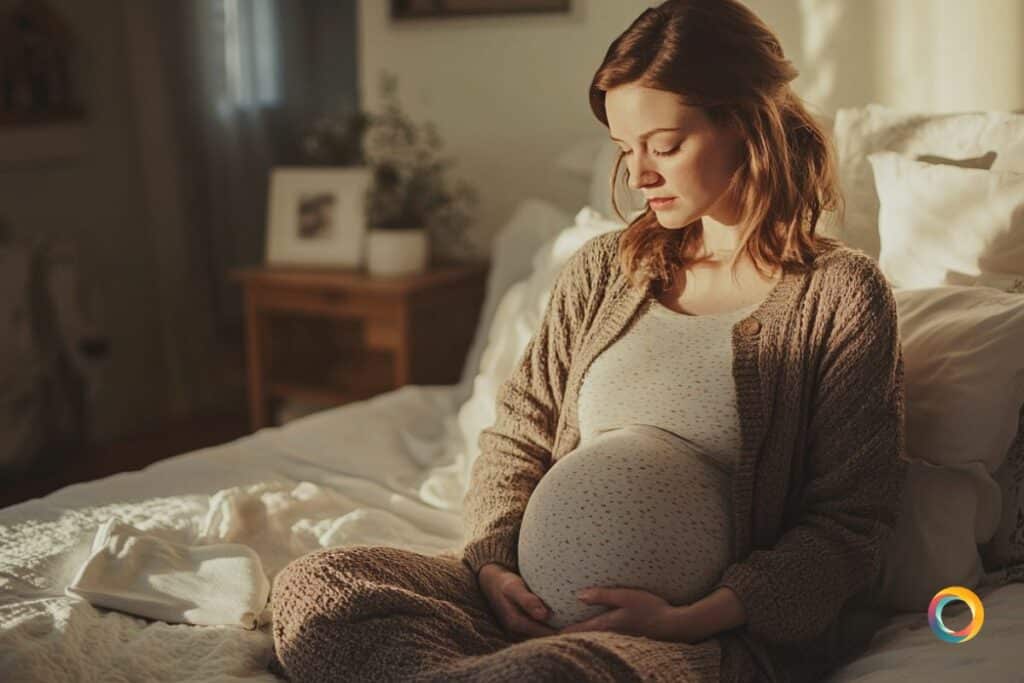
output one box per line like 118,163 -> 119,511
299,108 -> 370,168
359,72 -> 478,276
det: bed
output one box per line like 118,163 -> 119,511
3,103 -> 1024,681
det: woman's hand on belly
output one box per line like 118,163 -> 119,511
558,586 -> 682,641
478,562 -> 558,640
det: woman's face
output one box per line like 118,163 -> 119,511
604,83 -> 746,229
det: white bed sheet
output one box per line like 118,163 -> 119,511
1,383 -> 1022,682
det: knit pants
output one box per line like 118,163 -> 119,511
269,544 -> 764,682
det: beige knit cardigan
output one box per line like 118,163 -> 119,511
460,228 -> 911,681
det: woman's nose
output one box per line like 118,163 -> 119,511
626,155 -> 660,190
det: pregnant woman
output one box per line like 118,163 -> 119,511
270,1 -> 908,681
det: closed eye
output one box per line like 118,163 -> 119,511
617,144 -> 680,157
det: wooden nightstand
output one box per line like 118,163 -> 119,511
231,262 -> 489,430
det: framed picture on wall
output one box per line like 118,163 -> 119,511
391,0 -> 570,20
0,0 -> 89,164
0,0 -> 86,127
265,167 -> 373,268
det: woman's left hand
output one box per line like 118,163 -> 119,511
558,586 -> 684,641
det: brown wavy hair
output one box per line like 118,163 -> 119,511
590,0 -> 843,294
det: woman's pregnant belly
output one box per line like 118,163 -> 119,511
517,423 -> 734,629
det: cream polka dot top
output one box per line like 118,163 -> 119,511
516,297 -> 762,628
577,296 -> 759,475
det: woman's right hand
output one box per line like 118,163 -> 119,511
477,562 -> 557,640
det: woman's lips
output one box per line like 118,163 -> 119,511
649,197 -> 676,209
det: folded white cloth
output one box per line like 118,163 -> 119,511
65,518 -> 270,629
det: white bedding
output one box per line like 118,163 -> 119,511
0,385 -> 468,682
2,382 -> 1022,681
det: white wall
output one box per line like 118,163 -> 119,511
358,0 -> 1024,254
876,0 -> 1024,112
358,1 -> 653,253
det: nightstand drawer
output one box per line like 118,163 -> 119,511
251,285 -> 394,318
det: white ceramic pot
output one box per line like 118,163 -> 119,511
365,227 -> 429,277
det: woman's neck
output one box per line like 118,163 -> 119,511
701,215 -> 744,252
699,215 -> 752,267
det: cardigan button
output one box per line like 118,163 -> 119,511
739,317 -> 762,336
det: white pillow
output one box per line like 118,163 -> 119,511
869,151 -> 1024,289
878,459 -> 996,612
897,286 -> 1024,473
419,198 -> 570,511
419,208 -> 625,514
830,104 -> 1024,259
456,209 -> 625,494
454,198 -> 572,404
877,285 -> 1024,611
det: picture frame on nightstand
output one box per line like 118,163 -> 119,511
265,166 -> 373,268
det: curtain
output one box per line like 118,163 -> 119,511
121,0 -> 358,417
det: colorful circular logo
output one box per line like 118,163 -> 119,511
928,586 -> 984,643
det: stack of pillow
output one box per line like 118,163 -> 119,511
828,104 -> 1024,611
